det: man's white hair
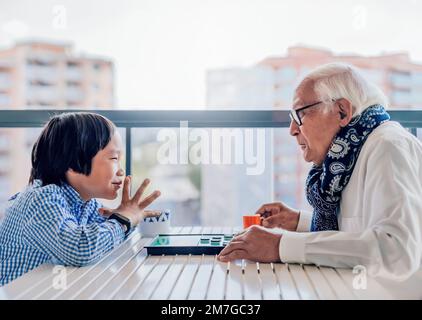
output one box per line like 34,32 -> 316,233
297,63 -> 388,116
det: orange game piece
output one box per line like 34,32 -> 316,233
243,214 -> 261,229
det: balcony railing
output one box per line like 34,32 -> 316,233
0,109 -> 421,176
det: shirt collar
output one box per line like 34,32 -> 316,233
62,182 -> 88,208
33,179 -> 95,209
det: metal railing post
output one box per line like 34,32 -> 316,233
125,127 -> 131,176
410,128 -> 417,137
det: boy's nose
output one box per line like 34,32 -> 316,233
116,168 -> 124,176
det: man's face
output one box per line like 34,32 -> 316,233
289,83 -> 341,166
67,131 -> 125,200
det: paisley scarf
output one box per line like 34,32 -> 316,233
306,104 -> 390,231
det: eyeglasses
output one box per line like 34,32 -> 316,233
289,101 -> 323,126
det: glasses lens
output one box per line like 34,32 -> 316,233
289,111 -> 300,126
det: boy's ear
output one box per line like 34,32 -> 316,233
65,168 -> 78,181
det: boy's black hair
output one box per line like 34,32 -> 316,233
29,112 -> 115,186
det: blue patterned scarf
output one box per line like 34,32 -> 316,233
306,104 -> 390,231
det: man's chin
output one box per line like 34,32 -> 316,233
302,150 -> 312,163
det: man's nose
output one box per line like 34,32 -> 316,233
116,168 -> 125,176
289,120 -> 300,136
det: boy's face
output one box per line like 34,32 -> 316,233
66,131 -> 125,201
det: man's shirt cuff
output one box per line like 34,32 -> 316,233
296,210 -> 312,232
279,231 -> 308,263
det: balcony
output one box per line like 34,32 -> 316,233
0,73 -> 11,91
65,87 -> 84,102
0,109 -> 422,226
0,109 -> 421,299
390,71 -> 412,89
0,109 -> 421,225
0,94 -> 10,107
26,65 -> 59,84
26,86 -> 59,104
0,109 -> 420,174
26,54 -> 58,66
66,67 -> 83,82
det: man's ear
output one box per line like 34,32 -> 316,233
336,98 -> 353,127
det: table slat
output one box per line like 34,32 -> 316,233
318,267 -> 357,300
187,255 -> 214,300
21,232 -> 140,299
169,255 -> 202,300
205,257 -> 226,300
287,264 -> 319,300
259,263 -> 281,300
303,265 -> 337,300
274,264 -> 300,300
243,261 -> 262,300
1,226 -> 400,300
335,268 -> 393,300
130,256 -> 175,299
91,247 -> 150,299
150,255 -> 187,299
111,253 -> 160,299
225,261 -> 243,300
70,238 -> 150,299
38,233 -> 143,300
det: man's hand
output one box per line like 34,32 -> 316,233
99,176 -> 161,226
217,225 -> 282,263
256,202 -> 300,231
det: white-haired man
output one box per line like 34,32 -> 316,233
218,63 -> 422,290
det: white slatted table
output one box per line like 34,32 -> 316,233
0,226 -> 417,300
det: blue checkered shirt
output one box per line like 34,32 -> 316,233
0,180 -> 127,286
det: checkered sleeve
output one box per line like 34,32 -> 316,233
89,199 -> 108,224
22,191 -> 125,267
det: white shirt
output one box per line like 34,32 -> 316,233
279,121 -> 422,293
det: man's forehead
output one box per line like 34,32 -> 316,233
293,95 -> 303,107
293,81 -> 317,107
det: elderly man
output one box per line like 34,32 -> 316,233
218,63 -> 422,283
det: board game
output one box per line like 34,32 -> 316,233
145,234 -> 234,255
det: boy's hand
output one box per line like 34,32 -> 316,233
101,176 -> 161,226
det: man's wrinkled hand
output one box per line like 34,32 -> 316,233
217,225 -> 282,263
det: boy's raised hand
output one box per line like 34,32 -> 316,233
100,176 -> 161,226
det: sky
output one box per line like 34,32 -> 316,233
1,0 -> 422,108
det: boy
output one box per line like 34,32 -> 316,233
0,112 -> 161,286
